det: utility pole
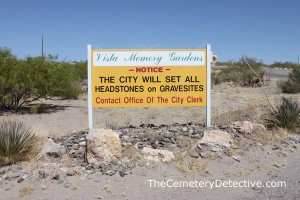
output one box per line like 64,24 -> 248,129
42,35 -> 44,58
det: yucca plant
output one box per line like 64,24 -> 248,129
264,97 -> 300,131
0,121 -> 39,166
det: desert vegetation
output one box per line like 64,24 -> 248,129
264,97 -> 300,131
0,48 -> 86,111
212,56 -> 265,86
0,121 -> 39,166
277,65 -> 300,93
269,61 -> 298,69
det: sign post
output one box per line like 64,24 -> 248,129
206,44 -> 211,128
87,44 -> 93,130
87,45 -> 212,129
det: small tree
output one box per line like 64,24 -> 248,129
277,66 -> 300,93
0,48 -> 82,111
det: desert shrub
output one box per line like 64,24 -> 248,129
264,97 -> 300,131
0,48 -> 82,111
269,61 -> 298,69
0,121 -> 39,165
73,61 -> 88,81
214,56 -> 265,86
211,71 -> 226,85
277,66 -> 300,93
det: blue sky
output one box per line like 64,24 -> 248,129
1,0 -> 300,64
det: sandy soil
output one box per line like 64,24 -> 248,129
1,79 -> 300,200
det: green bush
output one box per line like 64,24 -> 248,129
215,56 -> 265,86
73,61 -> 88,81
277,66 -> 300,93
0,121 -> 39,165
264,97 -> 300,131
0,48 -> 83,111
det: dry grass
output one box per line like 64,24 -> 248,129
21,158 -> 39,171
61,154 -> 72,167
123,116 -> 133,127
19,183 -> 35,198
213,100 -> 268,125
173,153 -> 208,174
104,120 -> 120,130
122,145 -> 143,165
254,128 -> 290,145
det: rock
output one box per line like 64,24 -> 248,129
161,137 -> 170,143
168,127 -> 178,132
239,121 -> 253,134
272,144 -> 282,150
52,174 -> 60,180
119,171 -> 126,177
163,132 -> 173,139
234,121 -> 266,134
211,147 -> 222,152
105,170 -> 115,176
232,156 -> 240,162
273,163 -> 281,168
182,127 -> 188,132
73,139 -> 79,144
189,151 -> 200,158
57,179 -> 64,185
158,150 -> 175,162
220,125 -> 230,129
142,147 -> 175,163
94,195 -> 103,199
38,170 -> 48,179
17,178 -> 24,183
72,144 -> 79,150
194,126 -> 204,135
37,138 -> 67,159
66,169 -> 75,176
86,129 -> 122,166
151,141 -> 158,149
199,152 -> 208,158
0,169 -> 6,175
79,141 -> 86,146
198,130 -> 233,149
169,138 -> 176,144
5,174 -> 20,181
86,170 -> 94,175
122,135 -> 134,143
